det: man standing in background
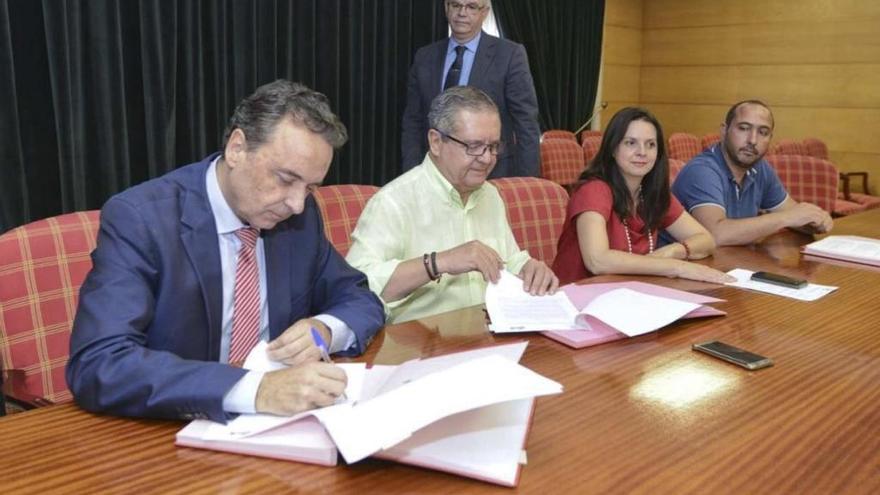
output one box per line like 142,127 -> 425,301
401,0 -> 540,178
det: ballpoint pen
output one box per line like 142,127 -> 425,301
310,326 -> 347,400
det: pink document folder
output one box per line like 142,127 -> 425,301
543,281 -> 726,349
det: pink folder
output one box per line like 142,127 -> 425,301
543,281 -> 726,349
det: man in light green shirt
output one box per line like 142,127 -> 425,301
347,86 -> 558,323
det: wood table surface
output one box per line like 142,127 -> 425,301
3,209 -> 879,494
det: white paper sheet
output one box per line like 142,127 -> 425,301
578,288 -> 700,337
313,354 -> 563,463
803,235 -> 880,266
486,271 -> 701,336
725,268 -> 838,301
485,270 -> 582,331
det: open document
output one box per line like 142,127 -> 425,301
176,341 -> 562,487
485,271 -> 726,349
802,235 -> 880,268
488,270 -> 713,337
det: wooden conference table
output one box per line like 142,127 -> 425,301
3,209 -> 879,494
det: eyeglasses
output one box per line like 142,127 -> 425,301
436,130 -> 505,156
446,1 -> 486,15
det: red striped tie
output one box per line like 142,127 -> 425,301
229,227 -> 261,363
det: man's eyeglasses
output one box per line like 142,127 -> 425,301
436,130 -> 505,156
446,1 -> 486,15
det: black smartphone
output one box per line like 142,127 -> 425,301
692,341 -> 774,370
750,271 -> 807,289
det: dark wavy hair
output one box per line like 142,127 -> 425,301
222,79 -> 348,154
577,107 -> 670,233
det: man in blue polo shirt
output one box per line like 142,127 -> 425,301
671,100 -> 832,246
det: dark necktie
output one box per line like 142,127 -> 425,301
443,45 -> 466,91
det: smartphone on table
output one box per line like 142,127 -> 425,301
750,271 -> 807,289
692,340 -> 774,370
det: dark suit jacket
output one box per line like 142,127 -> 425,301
401,32 -> 541,178
66,154 -> 385,422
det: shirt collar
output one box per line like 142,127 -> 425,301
447,30 -> 482,55
424,154 -> 485,209
206,157 -> 248,235
712,144 -> 758,186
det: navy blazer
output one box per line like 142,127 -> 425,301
400,32 -> 541,178
66,155 -> 385,422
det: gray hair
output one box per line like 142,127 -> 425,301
222,79 -> 348,152
427,86 -> 499,135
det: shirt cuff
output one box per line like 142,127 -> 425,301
506,250 -> 531,275
222,370 -> 265,414
314,313 -> 356,354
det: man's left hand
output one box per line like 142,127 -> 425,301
518,259 -> 559,296
266,318 -> 331,366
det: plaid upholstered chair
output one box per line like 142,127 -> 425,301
581,135 -> 601,166
803,138 -> 829,160
541,130 -> 577,142
668,132 -> 702,161
540,138 -> 586,192
313,185 -> 379,256
0,210 -> 100,411
492,177 -> 569,265
765,155 -> 841,214
803,137 -> 880,212
770,138 -> 808,156
669,158 -> 686,184
578,130 -> 603,142
701,132 -> 720,150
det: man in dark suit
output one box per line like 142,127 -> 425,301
401,0 -> 540,178
66,80 -> 385,422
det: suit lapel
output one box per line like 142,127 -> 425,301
429,39 -> 448,96
468,32 -> 497,88
264,227 -> 291,340
180,162 -> 224,361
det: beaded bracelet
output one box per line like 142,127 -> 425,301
430,252 -> 441,282
681,240 -> 692,260
422,253 -> 437,281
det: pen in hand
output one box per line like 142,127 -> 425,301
310,326 -> 347,401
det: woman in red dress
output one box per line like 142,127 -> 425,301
552,107 -> 734,286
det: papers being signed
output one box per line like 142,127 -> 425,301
486,271 -> 701,337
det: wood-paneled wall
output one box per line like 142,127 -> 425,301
599,0 -> 643,128
600,0 -> 880,192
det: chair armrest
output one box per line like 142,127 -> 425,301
840,171 -> 870,196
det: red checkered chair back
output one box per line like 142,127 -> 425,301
540,138 -> 586,189
541,130 -> 576,142
0,210 -> 100,407
701,133 -> 720,150
771,138 -> 808,156
581,135 -> 602,165
803,138 -> 829,160
668,133 -> 702,161
491,177 -> 570,265
669,158 -> 686,184
313,185 -> 379,256
578,130 -> 603,142
765,155 -> 838,213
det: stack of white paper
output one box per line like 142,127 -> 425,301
176,341 -> 562,486
802,235 -> 880,267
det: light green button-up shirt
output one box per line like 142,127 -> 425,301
346,155 -> 530,324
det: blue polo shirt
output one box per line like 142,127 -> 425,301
671,145 -> 788,219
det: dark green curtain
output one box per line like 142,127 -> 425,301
493,0 -> 604,132
0,0 -> 448,232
